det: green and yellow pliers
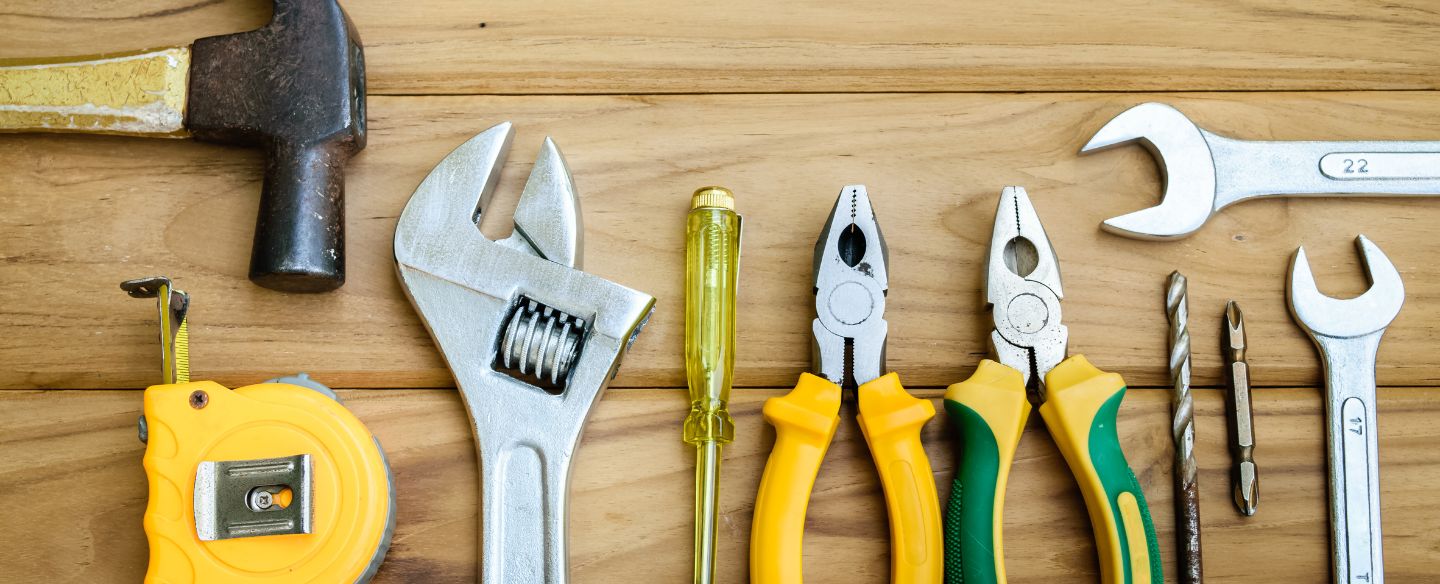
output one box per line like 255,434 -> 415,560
944,187 -> 1162,584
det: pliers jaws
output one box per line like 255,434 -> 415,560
812,185 -> 889,389
986,186 -> 1068,396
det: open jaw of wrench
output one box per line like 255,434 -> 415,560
1081,102 -> 1440,240
394,122 -> 655,584
1288,235 -> 1404,584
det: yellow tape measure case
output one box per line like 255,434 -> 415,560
140,378 -> 394,584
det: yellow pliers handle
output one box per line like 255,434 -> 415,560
857,373 -> 945,583
751,372 -> 943,583
751,373 -> 841,584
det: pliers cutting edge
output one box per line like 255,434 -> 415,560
751,185 -> 944,583
943,187 -> 1161,584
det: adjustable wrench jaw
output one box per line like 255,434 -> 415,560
394,123 -> 654,584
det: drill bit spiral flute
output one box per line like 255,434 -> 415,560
1166,272 -> 1203,583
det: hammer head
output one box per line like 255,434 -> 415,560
186,0 -> 366,292
1080,102 -> 1218,240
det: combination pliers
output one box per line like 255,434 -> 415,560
944,187 -> 1162,584
751,185 -> 944,583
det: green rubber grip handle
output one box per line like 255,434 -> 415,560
942,360 -> 1030,584
1041,355 -> 1163,584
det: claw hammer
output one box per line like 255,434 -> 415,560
0,0 -> 366,292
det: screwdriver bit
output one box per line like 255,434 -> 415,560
1224,300 -> 1259,516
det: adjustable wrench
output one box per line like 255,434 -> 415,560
1081,102 -> 1440,240
393,122 -> 655,583
1288,235 -> 1404,584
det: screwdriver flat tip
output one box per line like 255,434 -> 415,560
1224,300 -> 1247,360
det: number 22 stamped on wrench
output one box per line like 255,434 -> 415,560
1288,235 -> 1404,584
394,123 -> 655,583
1081,102 -> 1440,239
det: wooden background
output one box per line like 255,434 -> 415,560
3,0 -> 1439,581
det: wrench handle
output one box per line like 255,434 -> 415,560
479,440 -> 572,584
1318,152 -> 1440,181
1209,133 -> 1440,210
1317,334 -> 1387,584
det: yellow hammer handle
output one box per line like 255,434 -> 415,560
0,46 -> 191,135
857,372 -> 944,584
750,373 -> 842,584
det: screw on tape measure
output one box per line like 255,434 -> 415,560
123,276 -> 394,583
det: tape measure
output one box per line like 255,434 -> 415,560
124,277 -> 394,583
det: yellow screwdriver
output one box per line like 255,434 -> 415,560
684,186 -> 742,584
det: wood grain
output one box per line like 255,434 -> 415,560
4,93 -> 1440,390
3,2 -> 1438,582
2,1 -> 1438,94
1,386 -> 1436,582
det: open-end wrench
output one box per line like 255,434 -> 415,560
1081,102 -> 1440,240
394,123 -> 655,584
1288,235 -> 1404,584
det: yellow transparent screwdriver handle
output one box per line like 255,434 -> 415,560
684,187 -> 742,584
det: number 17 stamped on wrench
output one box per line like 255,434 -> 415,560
1288,235 -> 1405,584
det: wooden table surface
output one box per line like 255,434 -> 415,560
3,1 -> 1439,582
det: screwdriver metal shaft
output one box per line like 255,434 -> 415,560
1224,300 -> 1260,516
1167,271 -> 1202,584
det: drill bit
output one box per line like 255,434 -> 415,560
1224,300 -> 1260,516
1166,271 -> 1202,584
